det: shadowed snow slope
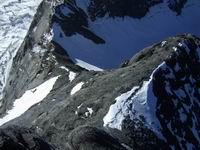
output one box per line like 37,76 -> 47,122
52,0 -> 200,69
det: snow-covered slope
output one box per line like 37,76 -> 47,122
0,0 -> 43,99
0,76 -> 59,126
52,0 -> 200,69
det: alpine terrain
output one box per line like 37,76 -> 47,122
0,0 -> 199,150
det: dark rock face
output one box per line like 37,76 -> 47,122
168,0 -> 188,15
152,36 -> 200,149
121,118 -> 168,150
88,0 -> 162,20
68,126 -> 126,150
0,126 -> 54,150
52,2 -> 105,44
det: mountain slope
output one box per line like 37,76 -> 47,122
0,126 -> 54,150
104,36 -> 200,149
1,32 -> 200,149
0,0 -> 200,150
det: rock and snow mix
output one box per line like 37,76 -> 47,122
32,45 -> 47,56
104,41 -> 200,148
59,66 -> 69,72
103,63 -> 165,135
59,66 -> 76,82
0,76 -> 59,126
70,82 -> 84,95
75,103 -> 83,115
68,71 -> 76,82
103,86 -> 139,130
0,0 -> 43,99
85,107 -> 93,117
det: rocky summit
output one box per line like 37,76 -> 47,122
0,0 -> 200,150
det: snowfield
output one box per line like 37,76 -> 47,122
0,0 -> 43,99
0,76 -> 59,126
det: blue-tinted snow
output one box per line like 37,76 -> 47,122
53,0 -> 200,69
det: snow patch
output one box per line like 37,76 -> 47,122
32,44 -> 46,56
43,29 -> 54,45
75,59 -> 103,71
69,71 -> 76,82
59,66 -> 69,72
70,82 -> 84,95
85,107 -> 93,117
161,41 -> 167,47
172,46 -> 177,51
103,86 -> 139,130
0,76 -> 59,126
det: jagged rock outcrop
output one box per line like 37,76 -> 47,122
168,0 -> 188,14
